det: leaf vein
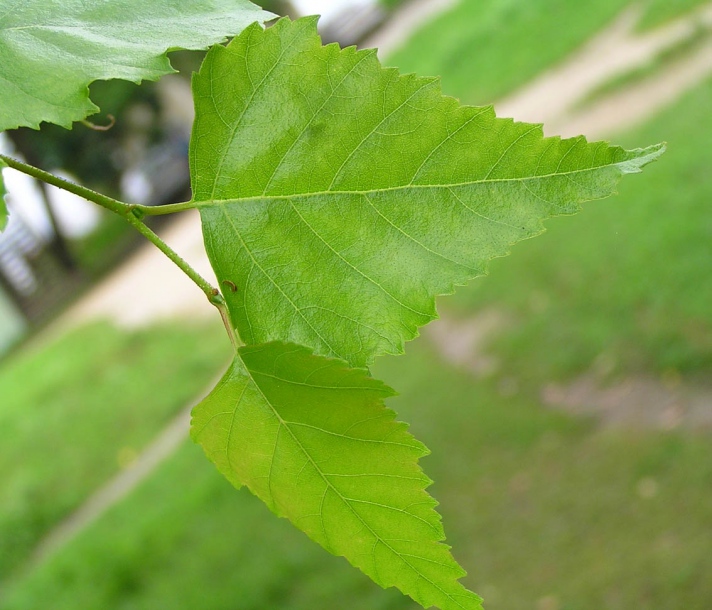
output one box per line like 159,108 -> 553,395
286,200 -> 430,317
362,193 -> 475,271
218,203 -> 340,356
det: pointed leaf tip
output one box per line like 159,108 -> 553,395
619,142 -> 666,174
192,342 -> 483,610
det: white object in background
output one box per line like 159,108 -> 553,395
0,287 -> 26,354
45,171 -> 101,239
0,134 -> 100,239
1,133 -> 52,240
291,0 -> 375,27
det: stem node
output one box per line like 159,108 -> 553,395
129,205 -> 145,220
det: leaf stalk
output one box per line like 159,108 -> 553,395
121,211 -> 219,305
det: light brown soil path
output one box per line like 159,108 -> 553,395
361,0 -> 460,58
54,210 -> 214,334
551,37 -> 712,139
496,2 -> 712,136
542,374 -> 712,430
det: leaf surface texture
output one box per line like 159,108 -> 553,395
192,341 -> 483,610
0,0 -> 273,131
192,18 -> 664,367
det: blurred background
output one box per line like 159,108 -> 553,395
0,1 -> 711,609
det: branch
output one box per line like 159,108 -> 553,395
0,153 -> 199,217
0,154 -> 232,340
0,153 -> 128,216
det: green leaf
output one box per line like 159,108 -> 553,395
191,17 -> 664,367
0,0 -> 275,132
0,159 -> 8,232
192,341 -> 483,610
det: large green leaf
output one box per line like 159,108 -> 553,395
191,17 -> 664,368
192,341 -> 482,610
0,0 -> 274,131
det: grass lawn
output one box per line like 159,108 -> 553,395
386,0 -> 631,104
386,0 -> 711,105
641,0 -> 712,28
0,443 -> 413,610
3,339 -> 710,610
0,320 -> 228,578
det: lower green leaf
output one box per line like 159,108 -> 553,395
192,342 -> 482,610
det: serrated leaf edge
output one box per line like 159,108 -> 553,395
191,342 -> 483,610
0,4 -> 277,131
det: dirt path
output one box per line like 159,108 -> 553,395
542,374 -> 712,430
31,405 -> 194,566
52,208 -> 213,336
23,0 -> 712,574
361,0 -> 460,58
551,37 -> 712,139
497,2 -> 712,135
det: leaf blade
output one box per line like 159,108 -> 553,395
0,0 -> 274,131
192,17 -> 664,367
192,342 -> 483,610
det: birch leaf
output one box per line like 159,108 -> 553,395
192,18 -> 664,367
192,341 -> 483,610
0,0 -> 274,131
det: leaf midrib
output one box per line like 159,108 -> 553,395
191,158 -> 633,208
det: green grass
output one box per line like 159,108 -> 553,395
641,0 -> 711,28
1,444 -> 412,610
387,0 -> 712,105
576,29 -> 712,109
387,0 -> 632,104
448,74 -> 712,383
3,340 -> 711,610
380,0 -> 407,8
0,320 -> 228,578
